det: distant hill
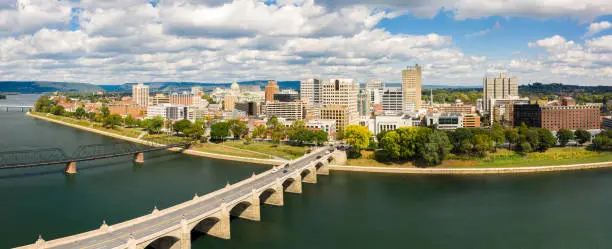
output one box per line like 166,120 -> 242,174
100,81 -> 301,92
0,81 -> 103,93
519,82 -> 612,95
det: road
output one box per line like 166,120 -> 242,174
46,148 -> 330,249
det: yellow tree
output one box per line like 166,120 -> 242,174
343,125 -> 372,153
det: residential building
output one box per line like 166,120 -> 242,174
426,113 -> 463,130
132,82 -> 149,106
264,81 -> 280,103
366,114 -> 413,135
223,95 -> 237,111
320,105 -> 350,135
146,104 -> 186,121
264,101 -> 305,120
541,105 -> 600,131
382,87 -> 403,114
402,64 -> 422,110
170,92 -> 193,106
150,93 -> 169,105
108,104 -> 147,119
306,119 -> 337,139
462,114 -> 481,128
321,79 -> 359,125
358,89 -> 370,117
483,73 -> 519,112
300,78 -> 321,105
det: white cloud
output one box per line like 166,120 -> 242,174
0,0 -> 72,36
466,20 -> 501,37
583,21 -> 612,38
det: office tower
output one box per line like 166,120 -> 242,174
358,89 -> 370,117
274,89 -> 300,102
382,87 -> 403,114
402,64 -> 422,110
321,79 -> 359,125
300,78 -> 321,105
132,82 -> 149,106
191,86 -> 203,96
169,92 -> 194,106
365,80 -> 384,105
320,105 -> 350,135
483,73 -> 519,112
264,101 -> 305,120
224,95 -> 237,111
264,81 -> 280,103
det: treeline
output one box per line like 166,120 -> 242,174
210,116 -> 328,145
421,88 -> 482,104
343,123 -> 604,167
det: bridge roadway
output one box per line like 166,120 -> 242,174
18,147 -> 335,249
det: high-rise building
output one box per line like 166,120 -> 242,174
264,81 -> 280,103
235,102 -> 261,116
483,73 -> 519,112
358,89 -> 370,117
264,101 -> 305,120
170,92 -> 194,106
365,80 -> 384,90
382,87 -> 403,114
274,90 -> 300,102
321,79 -> 359,125
132,82 -> 149,106
365,80 -> 384,105
146,104 -> 186,121
320,105 -> 350,136
224,95 -> 237,111
191,86 -> 203,96
402,64 -> 422,110
300,78 -> 321,105
150,93 -> 169,105
540,105 -> 600,131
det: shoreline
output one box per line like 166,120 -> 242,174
330,161 -> 612,174
27,112 -> 284,166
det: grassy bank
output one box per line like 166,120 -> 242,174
222,140 -> 308,160
32,112 -> 143,138
347,147 -> 612,168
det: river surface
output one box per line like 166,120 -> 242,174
1,96 -> 612,249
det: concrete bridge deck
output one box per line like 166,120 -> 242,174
17,147 -> 338,249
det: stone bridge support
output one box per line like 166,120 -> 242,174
315,160 -> 330,175
282,176 -> 302,194
259,183 -> 284,206
191,205 -> 231,240
229,191 -> 260,221
134,152 -> 144,163
64,161 -> 77,174
301,167 -> 317,184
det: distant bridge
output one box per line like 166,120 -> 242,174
16,147 -> 339,249
0,139 -> 190,174
0,106 -> 34,112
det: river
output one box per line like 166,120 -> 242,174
1,95 -> 612,249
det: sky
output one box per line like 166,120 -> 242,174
0,0 -> 611,86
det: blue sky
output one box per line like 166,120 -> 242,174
0,0 -> 611,85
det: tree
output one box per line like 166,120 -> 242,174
184,120 -> 205,141
50,105 -> 65,116
518,141 -> 532,155
343,125 -> 372,153
124,114 -> 137,127
556,129 -> 574,147
228,119 -> 248,139
288,120 -> 312,144
99,105 -> 110,118
450,128 -> 473,154
537,128 -> 556,151
472,134 -> 493,156
267,116 -> 285,144
380,127 -> 431,160
142,116 -> 164,134
574,129 -> 591,145
34,96 -> 56,113
380,130 -> 401,160
173,119 -> 192,135
103,114 -> 122,128
312,130 -> 328,145
75,107 -> 86,119
593,130 -> 612,151
210,121 -> 231,141
420,130 -> 452,166
252,124 -> 266,139
505,128 -> 519,149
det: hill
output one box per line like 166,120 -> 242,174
0,81 -> 103,93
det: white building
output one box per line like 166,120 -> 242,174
366,114 -> 413,135
365,80 -> 384,105
191,86 -> 203,96
306,119 -> 337,139
146,104 -> 187,121
425,113 -> 463,130
382,87 -> 403,114
264,101 -> 305,120
132,82 -> 149,106
300,78 -> 322,106
321,79 -> 359,125
187,107 -> 209,122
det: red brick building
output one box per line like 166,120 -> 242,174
540,105 -> 600,131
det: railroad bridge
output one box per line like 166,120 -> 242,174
17,147 -> 340,249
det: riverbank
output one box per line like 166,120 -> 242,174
330,161 -> 612,174
27,112 -> 284,166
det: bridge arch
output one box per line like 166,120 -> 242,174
190,216 -> 230,240
144,235 -> 181,249
229,200 -> 260,221
282,177 -> 302,193
259,188 -> 277,203
301,168 -> 317,184
259,187 -> 283,206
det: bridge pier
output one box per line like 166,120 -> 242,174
260,185 -> 284,206
302,168 -> 317,184
283,177 -> 302,194
64,161 -> 77,174
316,162 -> 330,175
180,218 -> 191,249
134,152 -> 144,164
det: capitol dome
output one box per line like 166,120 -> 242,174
230,82 -> 240,90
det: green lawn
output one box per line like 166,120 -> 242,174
193,143 -> 271,159
222,141 -> 308,160
32,112 -> 143,138
347,147 -> 612,168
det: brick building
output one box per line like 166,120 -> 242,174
540,105 -> 600,131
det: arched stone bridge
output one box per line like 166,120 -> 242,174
17,147 -> 339,249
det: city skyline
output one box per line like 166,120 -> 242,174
0,0 -> 610,86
